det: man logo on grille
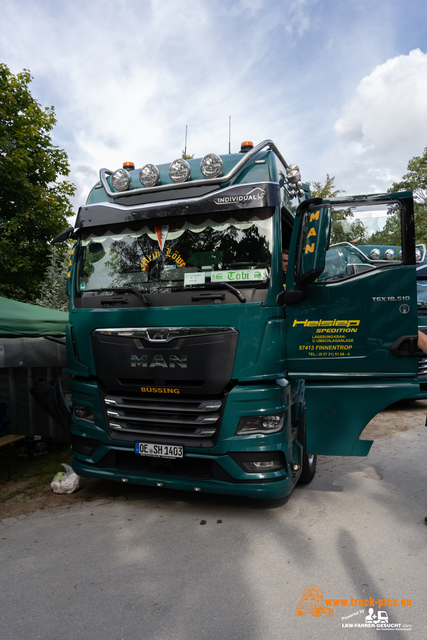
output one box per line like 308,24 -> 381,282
131,355 -> 188,368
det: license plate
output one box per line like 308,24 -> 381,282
134,442 -> 184,459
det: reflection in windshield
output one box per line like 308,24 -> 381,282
318,202 -> 403,282
417,280 -> 427,309
77,209 -> 273,293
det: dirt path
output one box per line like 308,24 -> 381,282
1,399 -> 426,520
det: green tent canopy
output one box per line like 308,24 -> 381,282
0,297 -> 68,337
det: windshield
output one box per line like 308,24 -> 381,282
77,209 -> 273,294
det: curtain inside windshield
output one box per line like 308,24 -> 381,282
77,209 -> 273,293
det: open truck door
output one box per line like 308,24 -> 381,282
284,192 -> 419,456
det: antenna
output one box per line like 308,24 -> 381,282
228,116 -> 231,154
184,125 -> 188,159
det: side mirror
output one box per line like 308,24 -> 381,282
50,226 -> 74,245
295,204 -> 331,289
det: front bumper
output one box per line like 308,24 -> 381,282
72,454 -> 294,500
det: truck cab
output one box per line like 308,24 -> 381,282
59,139 -> 420,499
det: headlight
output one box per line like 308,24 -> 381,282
111,168 -> 131,191
139,164 -> 160,187
200,154 -> 223,178
236,413 -> 285,435
384,249 -> 395,260
370,248 -> 381,259
73,404 -> 94,423
169,158 -> 191,183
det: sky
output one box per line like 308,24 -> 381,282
2,0 -> 427,221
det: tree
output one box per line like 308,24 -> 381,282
389,149 -> 427,246
34,243 -> 72,312
0,64 -> 75,302
308,174 -> 344,199
390,148 -> 427,203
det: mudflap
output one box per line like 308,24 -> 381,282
305,379 -> 420,456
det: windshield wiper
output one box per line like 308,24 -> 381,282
192,282 -> 246,303
84,287 -> 151,306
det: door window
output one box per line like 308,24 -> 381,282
317,201 -> 405,282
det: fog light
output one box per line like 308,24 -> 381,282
236,413 -> 285,435
415,248 -> 422,261
73,404 -> 94,423
241,460 -> 283,473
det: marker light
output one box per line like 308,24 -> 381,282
240,141 -> 254,152
384,249 -> 395,260
169,158 -> 191,182
139,164 -> 160,187
111,168 -> 131,191
123,162 -> 135,171
200,153 -> 223,178
370,249 -> 381,259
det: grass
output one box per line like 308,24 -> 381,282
0,439 -> 73,503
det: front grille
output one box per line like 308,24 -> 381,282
100,390 -> 224,443
418,356 -> 427,378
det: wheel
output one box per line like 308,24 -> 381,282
297,405 -> 317,484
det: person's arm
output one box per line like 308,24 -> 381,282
418,330 -> 427,354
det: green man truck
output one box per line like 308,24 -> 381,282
54,139 -> 420,500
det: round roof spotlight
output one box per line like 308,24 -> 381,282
287,169 -> 301,184
139,164 -> 160,187
169,158 -> 191,183
415,248 -> 422,261
370,248 -> 381,260
287,164 -> 300,172
111,168 -> 131,192
200,154 -> 223,178
384,249 -> 395,260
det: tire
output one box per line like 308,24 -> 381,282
297,406 -> 317,484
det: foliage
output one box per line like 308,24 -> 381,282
181,150 -> 194,160
330,211 -> 369,245
388,148 -> 427,246
33,243 -> 73,311
389,148 -> 427,203
308,174 -> 344,199
0,64 -> 75,302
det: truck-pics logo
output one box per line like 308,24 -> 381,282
131,355 -> 188,368
295,585 -> 334,617
214,187 -> 266,205
295,585 -> 412,631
